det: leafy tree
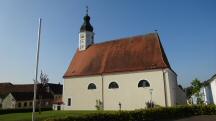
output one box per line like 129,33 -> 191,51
191,78 -> 204,104
38,71 -> 49,114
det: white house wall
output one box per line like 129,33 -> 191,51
2,93 -> 15,109
203,85 -> 213,104
210,78 -> 216,104
63,69 -> 177,110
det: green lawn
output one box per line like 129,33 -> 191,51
0,110 -> 100,121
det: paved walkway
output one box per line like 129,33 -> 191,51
161,115 -> 216,121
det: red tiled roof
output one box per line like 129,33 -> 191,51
0,83 -> 62,96
13,84 -> 34,92
0,83 -> 33,96
63,33 -> 171,78
0,83 -> 13,96
11,92 -> 54,101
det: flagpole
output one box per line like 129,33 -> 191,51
32,18 -> 42,121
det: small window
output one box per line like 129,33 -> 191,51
88,83 -> 96,90
18,102 -> 21,107
68,98 -> 71,106
108,82 -> 119,89
29,102 -> 32,106
24,102 -> 27,107
138,80 -> 150,88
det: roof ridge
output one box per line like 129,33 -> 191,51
93,33 -> 155,46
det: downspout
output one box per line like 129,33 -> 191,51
101,74 -> 104,110
162,69 -> 168,107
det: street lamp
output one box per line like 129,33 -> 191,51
118,102 -> 122,111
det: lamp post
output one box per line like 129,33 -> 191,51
118,102 -> 122,111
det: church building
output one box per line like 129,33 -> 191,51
63,10 -> 186,110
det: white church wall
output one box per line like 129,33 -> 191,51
63,75 -> 102,110
164,69 -> 177,106
63,69 -> 178,110
103,69 -> 166,110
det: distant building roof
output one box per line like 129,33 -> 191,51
0,83 -> 14,96
10,92 -> 54,101
206,74 -> 216,83
64,33 -> 171,78
0,83 -> 62,97
47,83 -> 63,95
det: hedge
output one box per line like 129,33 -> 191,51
0,107 -> 52,115
45,105 -> 216,121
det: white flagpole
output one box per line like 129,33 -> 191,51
32,18 -> 42,121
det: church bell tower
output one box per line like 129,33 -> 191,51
79,7 -> 94,51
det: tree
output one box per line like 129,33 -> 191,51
38,71 -> 49,114
191,78 -> 204,104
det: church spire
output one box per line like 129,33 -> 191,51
80,6 -> 93,32
79,7 -> 95,51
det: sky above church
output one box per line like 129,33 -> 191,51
0,0 -> 215,87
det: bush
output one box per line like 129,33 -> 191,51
145,101 -> 155,108
0,107 -> 52,115
38,105 -> 216,121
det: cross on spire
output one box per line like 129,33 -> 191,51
86,6 -> 88,15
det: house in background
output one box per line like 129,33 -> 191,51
47,83 -> 63,105
2,92 -> 53,109
63,11 -> 186,110
202,74 -> 216,104
187,74 -> 216,105
0,82 -> 63,109
46,83 -> 63,110
0,96 -> 2,108
0,82 -> 16,109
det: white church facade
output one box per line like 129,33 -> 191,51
63,11 -> 186,110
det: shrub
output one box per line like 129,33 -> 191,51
145,101 -> 155,109
36,105 -> 216,121
0,107 -> 52,115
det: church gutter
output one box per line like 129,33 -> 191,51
162,69 -> 168,107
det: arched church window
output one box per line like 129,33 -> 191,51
88,83 -> 96,90
108,82 -> 119,89
138,80 -> 150,88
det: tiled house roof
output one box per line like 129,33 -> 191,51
64,33 -> 171,78
47,83 -> 63,95
10,92 -> 54,101
0,83 -> 62,97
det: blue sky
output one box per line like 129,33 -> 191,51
0,0 -> 215,87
